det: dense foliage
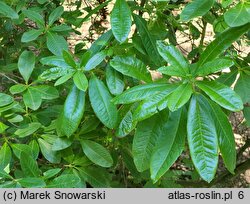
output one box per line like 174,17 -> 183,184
0,0 -> 250,187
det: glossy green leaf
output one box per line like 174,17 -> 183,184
0,1 -> 19,19
198,24 -> 250,66
29,140 -> 40,160
38,138 -> 61,163
21,29 -> 43,42
167,83 -> 193,112
234,72 -> 250,103
73,71 -> 88,91
110,56 -> 151,83
85,51 -> 107,71
30,85 -> 59,100
40,67 -> 74,81
196,58 -> 234,76
207,99 -> 236,173
40,56 -> 70,68
62,50 -> 76,68
0,143 -> 12,170
110,0 -> 131,43
49,6 -> 64,26
47,174 -> 81,188
54,72 -> 74,86
22,9 -> 44,28
57,85 -> 85,137
43,168 -> 62,179
217,70 -> 237,87
157,41 -> 189,75
81,140 -> 113,167
18,50 -> 35,83
106,65 -> 124,95
23,88 -> 42,110
133,111 -> 168,172
9,84 -> 27,94
0,122 -> 8,134
52,137 -> 73,151
196,80 -> 243,111
0,93 -> 13,107
46,32 -> 68,56
151,109 -> 186,182
18,178 -> 46,188
180,0 -> 215,21
224,3 -> 250,27
89,75 -> 118,129
187,94 -> 218,182
0,170 -> 13,179
11,144 -> 34,160
14,122 -> 41,138
20,152 -> 41,177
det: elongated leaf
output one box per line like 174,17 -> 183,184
43,168 -> 61,179
180,0 -> 215,21
207,99 -> 236,173
57,85 -> 85,137
30,85 -> 59,100
196,58 -> 234,76
20,152 -> 41,177
167,83 -> 193,112
133,14 -> 163,67
85,50 -> 107,71
0,122 -> 8,134
110,56 -> 151,82
224,3 -> 250,27
187,94 -> 218,182
73,71 -> 88,91
62,50 -> 76,68
49,6 -> 64,26
29,140 -> 39,160
157,41 -> 189,75
196,80 -> 243,111
11,144 -> 34,159
234,72 -> 250,103
89,75 -> 118,129
9,84 -> 27,94
151,109 -> 186,182
52,137 -> 73,151
133,111 -> 168,172
46,32 -> 68,56
40,56 -> 70,68
22,9 -> 44,28
14,122 -> 41,138
18,178 -> 46,188
0,143 -> 12,170
47,174 -> 81,188
110,0 -> 131,43
0,93 -> 13,107
217,69 -> 238,87
38,138 -> 61,163
81,140 -> 113,167
106,65 -> 124,95
18,51 -> 35,83
21,29 -> 43,42
54,72 -> 74,86
113,83 -> 172,104
198,24 -> 250,66
158,66 -> 185,77
23,88 -> 42,110
0,1 -> 19,19
40,67 -> 74,81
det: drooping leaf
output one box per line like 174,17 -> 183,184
89,75 -> 118,129
46,32 -> 68,56
106,65 -> 125,95
81,140 -> 113,167
110,0 -> 132,43
0,1 -> 19,19
187,94 -> 218,182
48,6 -> 64,26
57,85 -> 85,137
196,80 -> 243,111
18,50 -> 35,83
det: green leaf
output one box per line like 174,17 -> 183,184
46,32 -> 68,56
0,143 -> 12,170
9,84 -> 27,94
11,144 -> 34,160
29,140 -> 40,160
40,67 -> 74,81
196,80 -> 243,111
224,3 -> 250,27
167,83 -> 193,112
89,75 -> 118,129
244,107 -> 250,127
18,50 -> 35,83
20,152 -> 41,177
157,41 -> 189,75
62,50 -> 76,68
57,85 -> 85,137
73,71 -> 88,91
207,99 -> 236,173
48,6 -> 64,26
23,88 -> 42,110
30,85 -> 59,100
18,178 -> 46,188
14,122 -> 41,138
195,58 -> 234,76
106,65 -> 124,95
110,0 -> 131,43
50,24 -> 72,32
110,56 -> 151,83
22,9 -> 44,28
0,122 -> 9,134
85,50 -> 107,71
79,116 -> 100,134
81,140 -> 113,167
47,174 -> 81,188
40,56 -> 70,68
54,72 -> 74,86
217,69 -> 237,87
151,109 -> 186,182
21,29 -> 43,43
187,94 -> 218,182
0,93 -> 13,107
132,111 -> 168,172
113,83 -> 171,104
198,24 -> 250,66
133,14 -> 163,67
180,0 -> 215,21
52,137 -> 73,151
0,169 -> 13,179
234,72 -> 250,104
38,138 -> 61,163
0,1 -> 19,19
43,168 -> 62,179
